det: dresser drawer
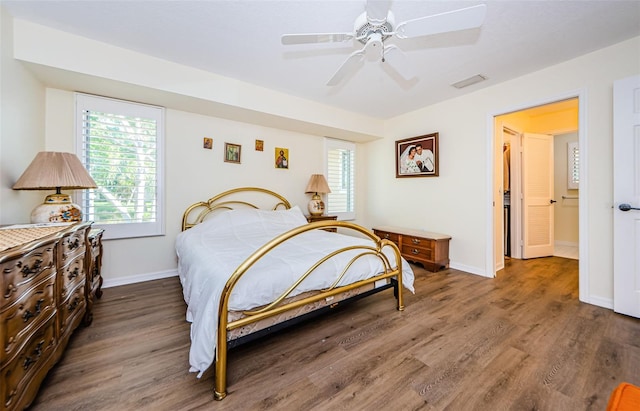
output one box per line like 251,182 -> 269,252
58,284 -> 86,337
1,275 -> 56,362
374,230 -> 400,245
1,243 -> 55,309
60,255 -> 85,300
1,315 -> 56,411
400,243 -> 433,262
60,228 -> 87,263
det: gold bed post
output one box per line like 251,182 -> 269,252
390,239 -> 405,311
214,309 -> 229,400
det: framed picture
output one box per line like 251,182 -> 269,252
395,133 -> 439,178
203,137 -> 213,149
224,143 -> 241,164
255,139 -> 264,151
275,147 -> 289,169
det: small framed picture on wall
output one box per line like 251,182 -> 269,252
275,147 -> 289,169
224,143 -> 241,164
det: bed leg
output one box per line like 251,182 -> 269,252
393,278 -> 405,311
214,353 -> 228,400
214,327 -> 228,400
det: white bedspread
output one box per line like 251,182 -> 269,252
175,206 -> 415,376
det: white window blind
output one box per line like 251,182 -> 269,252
567,141 -> 579,190
76,93 -> 165,239
325,138 -> 355,220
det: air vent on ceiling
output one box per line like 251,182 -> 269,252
451,74 -> 487,89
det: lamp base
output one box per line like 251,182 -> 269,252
308,194 -> 325,216
31,193 -> 82,223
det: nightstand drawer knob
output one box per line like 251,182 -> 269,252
411,238 -> 421,245
411,249 -> 420,255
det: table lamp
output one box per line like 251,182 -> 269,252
304,174 -> 331,216
13,151 -> 97,223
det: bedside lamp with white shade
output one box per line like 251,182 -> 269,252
12,151 -> 97,223
304,174 -> 331,216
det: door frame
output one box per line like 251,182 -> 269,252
485,90 -> 589,302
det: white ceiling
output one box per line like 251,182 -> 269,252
2,0 -> 639,119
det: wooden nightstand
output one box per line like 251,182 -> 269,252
306,215 -> 338,232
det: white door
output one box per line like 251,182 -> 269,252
613,74 -> 640,318
522,133 -> 555,259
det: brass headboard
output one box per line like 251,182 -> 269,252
181,187 -> 292,231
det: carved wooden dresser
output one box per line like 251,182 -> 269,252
0,222 -> 98,410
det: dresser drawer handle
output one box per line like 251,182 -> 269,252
411,249 -> 420,255
68,238 -> 80,250
23,341 -> 44,370
411,238 -> 421,245
68,297 -> 81,312
22,298 -> 44,323
18,259 -> 43,278
68,266 -> 80,281
384,234 -> 390,239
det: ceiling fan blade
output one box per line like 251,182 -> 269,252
382,45 -> 414,80
395,4 -> 487,39
366,0 -> 392,25
327,50 -> 365,86
281,32 -> 354,45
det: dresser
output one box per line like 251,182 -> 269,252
0,222 -> 96,411
372,226 -> 451,272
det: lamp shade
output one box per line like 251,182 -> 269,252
304,174 -> 331,195
13,151 -> 97,223
13,151 -> 97,190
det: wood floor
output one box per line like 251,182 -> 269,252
29,257 -> 639,411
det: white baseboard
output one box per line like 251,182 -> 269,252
103,269 -> 178,289
555,240 -> 578,247
449,262 -> 489,278
583,294 -> 614,310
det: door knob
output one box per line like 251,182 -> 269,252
619,203 -> 640,211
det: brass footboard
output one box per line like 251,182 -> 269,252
213,220 -> 404,400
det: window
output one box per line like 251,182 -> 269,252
325,138 -> 355,220
75,93 -> 165,239
567,141 -> 579,190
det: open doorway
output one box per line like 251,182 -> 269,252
493,98 -> 579,270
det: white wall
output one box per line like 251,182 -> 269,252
554,132 -> 579,244
0,8 -> 45,222
44,90 -> 328,285
368,36 -> 640,305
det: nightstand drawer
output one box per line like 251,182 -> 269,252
306,215 -> 337,232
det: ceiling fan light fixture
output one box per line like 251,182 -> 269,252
451,74 -> 488,89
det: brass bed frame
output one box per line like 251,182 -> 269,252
180,187 -> 405,400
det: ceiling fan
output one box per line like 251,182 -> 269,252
281,1 -> 487,86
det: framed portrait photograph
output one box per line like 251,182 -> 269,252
255,139 -> 264,151
275,147 -> 289,169
203,137 -> 213,150
395,133 -> 439,178
224,142 -> 241,164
